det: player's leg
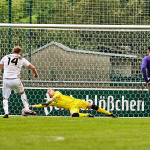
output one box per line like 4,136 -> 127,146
79,113 -> 93,117
70,107 -> 91,117
71,112 -> 79,117
71,111 -> 93,117
13,79 -> 36,115
70,100 -> 93,117
20,91 -> 30,111
20,91 -> 36,115
69,107 -> 79,117
87,103 -> 117,118
2,79 -> 11,118
3,97 -> 9,118
75,100 -> 94,117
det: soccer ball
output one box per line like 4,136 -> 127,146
21,108 -> 28,116
21,108 -> 37,116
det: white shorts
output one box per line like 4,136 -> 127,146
2,78 -> 24,99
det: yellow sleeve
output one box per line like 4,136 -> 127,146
53,91 -> 61,99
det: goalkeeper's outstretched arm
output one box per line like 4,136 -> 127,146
30,104 -> 45,108
30,97 -> 55,108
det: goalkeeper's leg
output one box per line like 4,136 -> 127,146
70,108 -> 93,117
71,112 -> 94,117
87,103 -> 117,118
79,113 -> 94,117
71,112 -> 91,117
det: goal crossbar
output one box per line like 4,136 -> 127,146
1,23 -> 150,30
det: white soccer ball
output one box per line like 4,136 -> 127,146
21,108 -> 28,116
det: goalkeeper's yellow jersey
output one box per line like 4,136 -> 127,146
50,91 -> 77,109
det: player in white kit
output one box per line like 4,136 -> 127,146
0,46 -> 38,118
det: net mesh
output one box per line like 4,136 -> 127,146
0,25 -> 149,117
0,27 -> 147,88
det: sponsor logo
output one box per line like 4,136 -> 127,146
85,95 -> 144,112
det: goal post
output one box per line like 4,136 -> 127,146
0,23 -> 150,117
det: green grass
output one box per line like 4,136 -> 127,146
0,117 -> 150,150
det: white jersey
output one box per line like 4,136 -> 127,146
0,54 -> 31,79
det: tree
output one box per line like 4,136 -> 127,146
0,0 -> 8,23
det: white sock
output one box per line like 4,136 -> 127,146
3,99 -> 8,114
21,93 -> 29,111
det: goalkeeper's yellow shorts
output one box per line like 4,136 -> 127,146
68,100 -> 89,113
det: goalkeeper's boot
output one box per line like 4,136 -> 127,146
108,113 -> 117,118
3,114 -> 9,118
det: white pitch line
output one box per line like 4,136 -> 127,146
54,137 -> 65,141
29,135 -> 65,142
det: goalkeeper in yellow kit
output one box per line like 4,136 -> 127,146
30,89 -> 116,118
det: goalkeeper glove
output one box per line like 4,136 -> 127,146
41,101 -> 52,107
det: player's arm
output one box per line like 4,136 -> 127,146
28,64 -> 38,78
30,98 -> 55,108
23,58 -> 38,78
141,58 -> 148,83
0,63 -> 3,79
41,91 -> 60,107
31,91 -> 60,108
41,97 -> 55,107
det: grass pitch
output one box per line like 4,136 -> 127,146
0,117 -> 150,150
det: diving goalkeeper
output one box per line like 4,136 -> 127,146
30,89 -> 117,118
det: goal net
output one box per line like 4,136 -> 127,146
0,23 -> 149,117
